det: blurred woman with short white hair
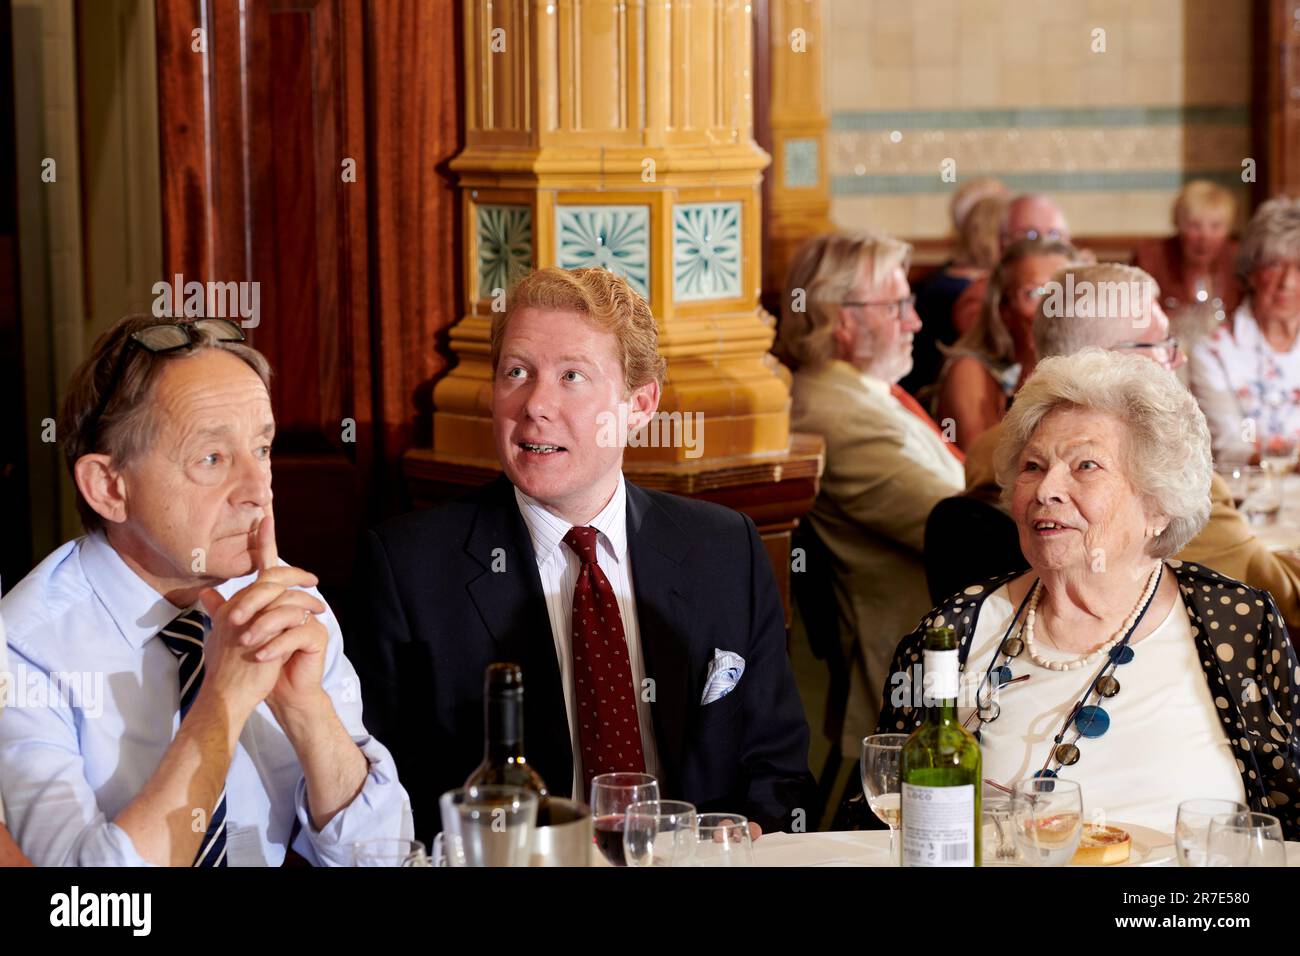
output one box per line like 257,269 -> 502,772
871,349 -> 1300,835
1190,196 -> 1300,461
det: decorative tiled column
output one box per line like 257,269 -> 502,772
410,0 -> 824,623
431,0 -> 792,465
763,0 -> 833,298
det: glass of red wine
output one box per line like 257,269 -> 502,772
590,772 -> 659,866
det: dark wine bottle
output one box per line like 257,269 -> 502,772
464,662 -> 549,798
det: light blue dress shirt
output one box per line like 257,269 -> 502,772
0,531 -> 413,866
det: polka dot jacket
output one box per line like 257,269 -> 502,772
875,560 -> 1300,839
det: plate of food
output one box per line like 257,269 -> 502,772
984,820 -> 1175,867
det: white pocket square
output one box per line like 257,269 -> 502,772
700,649 -> 746,705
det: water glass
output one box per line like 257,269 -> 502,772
350,838 -> 430,867
1214,463 -> 1248,508
1175,798 -> 1248,867
1241,465 -> 1281,523
623,799 -> 698,867
692,813 -> 754,867
438,785 -> 538,867
1206,811 -> 1286,867
1010,777 -> 1083,866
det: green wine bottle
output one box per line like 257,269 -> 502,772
899,626 -> 981,866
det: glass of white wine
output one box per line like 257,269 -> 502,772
861,733 -> 908,865
1010,777 -> 1083,866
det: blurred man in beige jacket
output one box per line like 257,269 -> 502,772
780,234 -> 965,758
964,262 -> 1300,632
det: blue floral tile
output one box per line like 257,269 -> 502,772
672,202 -> 742,301
784,137 -> 819,189
476,204 -> 533,297
555,205 -> 650,298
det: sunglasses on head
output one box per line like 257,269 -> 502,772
84,318 -> 247,445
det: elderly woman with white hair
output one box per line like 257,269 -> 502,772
1190,196 -> 1300,461
868,349 -> 1300,836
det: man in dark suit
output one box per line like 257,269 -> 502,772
350,267 -> 814,844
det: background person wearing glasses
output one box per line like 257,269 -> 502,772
960,264 -> 1300,633
949,193 -> 1077,339
779,232 -> 965,761
0,315 -> 412,866
1189,197 -> 1300,463
934,236 -> 1077,451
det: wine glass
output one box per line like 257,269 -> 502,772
349,838 -> 430,867
1206,811 -> 1286,866
622,799 -> 697,867
1260,432 -> 1299,475
590,772 -> 659,866
1242,465 -> 1282,524
438,785 -> 538,867
1175,798 -> 1248,867
861,733 -> 907,864
692,813 -> 754,867
1010,777 -> 1083,866
1214,462 -> 1249,509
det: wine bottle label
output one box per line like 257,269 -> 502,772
901,783 -> 975,866
922,648 -> 960,701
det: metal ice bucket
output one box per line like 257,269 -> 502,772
530,797 -> 593,866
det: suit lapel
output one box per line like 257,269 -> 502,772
625,482 -> 695,796
464,476 -> 575,796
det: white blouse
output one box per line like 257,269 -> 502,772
1188,303 -> 1300,462
963,585 -> 1245,834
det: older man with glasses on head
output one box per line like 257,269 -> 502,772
960,263 -> 1300,632
779,232 -> 966,764
0,314 -> 412,866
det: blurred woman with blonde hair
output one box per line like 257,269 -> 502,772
1134,179 -> 1242,326
934,236 -> 1076,450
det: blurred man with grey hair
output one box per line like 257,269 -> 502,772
951,193 -> 1074,337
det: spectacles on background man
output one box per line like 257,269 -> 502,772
1111,335 -> 1181,365
839,294 -> 917,323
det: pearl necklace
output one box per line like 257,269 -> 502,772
1023,562 -> 1163,671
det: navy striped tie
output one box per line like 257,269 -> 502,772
159,608 -> 228,867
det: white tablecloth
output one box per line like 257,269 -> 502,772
751,829 -> 1300,867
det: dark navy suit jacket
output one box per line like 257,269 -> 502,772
348,475 -> 815,843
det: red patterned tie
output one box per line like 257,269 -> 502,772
562,525 -> 646,791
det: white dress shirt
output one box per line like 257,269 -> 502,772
0,531 -> 413,866
514,473 -> 661,800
